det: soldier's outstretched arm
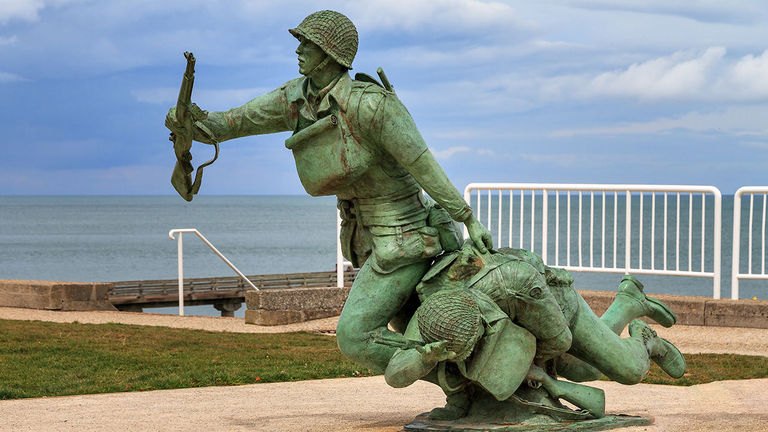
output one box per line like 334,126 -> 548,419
374,95 -> 493,252
165,78 -> 299,145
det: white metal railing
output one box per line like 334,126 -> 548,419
336,212 -> 353,288
730,187 -> 768,299
464,183 -> 723,298
169,228 -> 258,316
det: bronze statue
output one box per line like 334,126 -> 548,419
164,9 -> 493,374
164,10 -> 685,430
380,243 -> 685,427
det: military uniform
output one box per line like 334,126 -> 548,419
186,71 -> 471,371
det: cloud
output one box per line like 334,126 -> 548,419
518,152 -> 628,168
588,46 -> 725,100
566,0 -> 764,24
0,71 -> 27,83
0,35 -> 18,45
551,106 -> 768,138
0,0 -> 90,24
539,47 -> 768,103
132,87 -> 270,110
740,140 -> 768,150
431,146 -> 471,159
715,50 -> 768,101
346,0 -> 531,35
0,0 -> 44,23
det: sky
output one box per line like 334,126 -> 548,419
1,0 -> 767,195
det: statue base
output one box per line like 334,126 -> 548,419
403,413 -> 653,431
403,388 -> 652,432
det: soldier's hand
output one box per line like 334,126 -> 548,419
466,216 -> 493,253
165,106 -> 184,134
416,341 -> 457,363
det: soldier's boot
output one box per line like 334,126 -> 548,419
428,388 -> 471,421
603,275 -> 676,333
628,319 -> 686,378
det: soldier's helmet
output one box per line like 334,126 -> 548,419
289,10 -> 358,69
416,289 -> 485,362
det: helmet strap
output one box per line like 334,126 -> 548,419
306,54 -> 332,77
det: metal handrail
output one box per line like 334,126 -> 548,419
464,183 -> 723,298
169,228 -> 258,316
336,211 -> 353,288
730,186 -> 768,299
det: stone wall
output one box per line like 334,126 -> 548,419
245,286 -> 350,325
245,285 -> 768,328
0,280 -> 117,311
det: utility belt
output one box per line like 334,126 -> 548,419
338,190 -> 463,273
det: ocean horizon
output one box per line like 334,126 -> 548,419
1,194 -> 765,317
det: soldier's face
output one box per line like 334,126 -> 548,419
296,38 -> 326,75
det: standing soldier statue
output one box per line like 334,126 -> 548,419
165,10 -> 684,430
164,10 -> 493,374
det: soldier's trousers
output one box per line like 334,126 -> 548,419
336,258 -> 430,373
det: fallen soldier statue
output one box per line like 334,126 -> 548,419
375,243 -> 685,428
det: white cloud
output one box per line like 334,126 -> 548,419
539,47 -> 768,103
132,87 -> 270,111
551,106 -> 768,138
0,35 -> 18,45
586,46 -> 725,100
0,0 -> 90,24
0,71 -> 27,83
740,140 -> 768,150
566,0 -> 764,24
518,152 -> 627,168
431,146 -> 471,159
345,0 -> 531,34
715,50 -> 768,101
0,0 -> 43,23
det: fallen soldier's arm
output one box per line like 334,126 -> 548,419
383,341 -> 456,388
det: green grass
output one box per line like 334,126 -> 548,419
0,319 -> 374,400
642,353 -> 768,386
1,319 -> 766,400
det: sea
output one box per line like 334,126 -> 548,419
0,195 -> 765,318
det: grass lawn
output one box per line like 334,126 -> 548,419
1,319 -> 766,400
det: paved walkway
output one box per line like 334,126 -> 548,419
1,376 -> 766,432
1,307 -> 768,431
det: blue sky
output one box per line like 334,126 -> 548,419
1,0 -> 767,195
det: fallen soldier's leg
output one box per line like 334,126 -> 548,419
557,275 -> 678,382
566,295 -> 685,384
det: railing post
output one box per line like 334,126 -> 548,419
169,228 -> 260,317
542,190 -> 548,263
713,189 -> 722,299
177,232 -> 184,316
337,210 -> 344,288
625,190 -> 631,274
731,190 -> 743,299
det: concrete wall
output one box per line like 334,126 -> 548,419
245,286 -> 350,325
0,280 -> 117,311
245,285 -> 768,328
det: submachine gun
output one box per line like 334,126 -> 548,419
168,52 -> 219,201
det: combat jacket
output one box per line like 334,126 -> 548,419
415,244 -> 578,362
191,72 -> 470,273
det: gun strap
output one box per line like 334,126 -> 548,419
189,121 -> 220,196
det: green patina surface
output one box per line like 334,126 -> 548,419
163,10 -> 699,431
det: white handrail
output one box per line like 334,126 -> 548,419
463,183 -> 723,298
335,211 -> 354,288
169,228 -> 258,316
730,186 -> 768,299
